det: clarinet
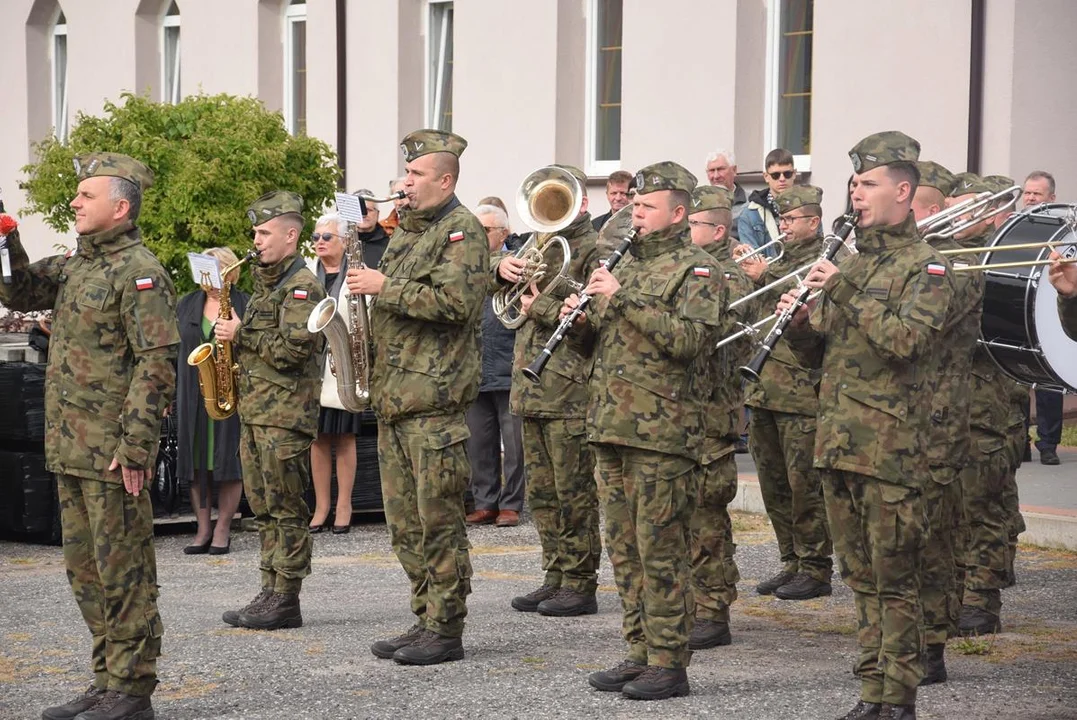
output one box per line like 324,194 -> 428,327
521,230 -> 637,383
739,212 -> 860,382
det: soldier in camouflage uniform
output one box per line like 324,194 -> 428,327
347,130 -> 487,665
563,162 -> 727,700
495,165 -> 604,617
684,185 -> 746,649
742,185 -> 834,602
215,191 -> 325,632
780,132 -> 955,720
909,162 -> 984,685
0,153 -> 178,720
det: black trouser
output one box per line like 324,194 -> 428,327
465,390 -> 525,512
1034,388 -> 1063,452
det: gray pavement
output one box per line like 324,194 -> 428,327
3,512 -> 1077,720
1014,446 -> 1077,512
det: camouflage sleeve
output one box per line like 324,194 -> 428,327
824,261 -> 953,364
0,229 -> 65,312
236,280 -> 325,371
783,296 -> 826,369
1060,295 -> 1077,342
114,270 -> 180,469
378,222 -> 486,325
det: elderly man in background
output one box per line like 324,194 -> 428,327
704,147 -> 747,240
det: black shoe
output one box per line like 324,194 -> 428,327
919,643 -> 947,686
756,569 -> 796,595
222,587 -> 273,627
331,524 -> 351,534
688,618 -> 732,649
237,592 -> 302,630
774,572 -> 833,600
734,438 -> 750,454
1040,448 -> 1061,465
511,584 -> 559,612
958,605 -> 1001,635
536,588 -> 598,617
371,624 -> 426,659
881,704 -> 917,720
392,629 -> 464,665
72,691 -> 154,720
208,540 -> 230,555
836,700 -> 882,720
621,666 -> 690,700
308,522 -> 326,534
182,538 -> 211,555
587,659 -> 647,692
42,685 -> 108,720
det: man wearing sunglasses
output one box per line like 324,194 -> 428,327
738,148 -> 797,256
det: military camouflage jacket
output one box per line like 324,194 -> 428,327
743,234 -> 823,417
504,212 -> 601,419
967,347 -> 1025,445
582,221 -> 727,461
0,223 -> 178,480
370,195 -> 487,423
1061,295 -> 1077,341
786,213 -> 954,486
235,254 -> 324,436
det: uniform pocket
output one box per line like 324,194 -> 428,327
876,482 -> 924,557
419,422 -> 471,499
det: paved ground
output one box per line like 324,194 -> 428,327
3,510 -> 1077,720
1014,446 -> 1077,512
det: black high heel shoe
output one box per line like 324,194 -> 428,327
309,521 -> 327,534
183,538 -> 212,555
331,524 -> 351,535
209,540 -> 231,555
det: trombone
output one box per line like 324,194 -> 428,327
355,190 -> 406,204
917,185 -> 1021,240
734,237 -> 785,266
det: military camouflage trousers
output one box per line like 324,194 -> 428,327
523,417 -> 601,593
919,467 -> 964,645
689,451 -> 740,623
823,470 -> 925,706
378,414 -> 473,638
594,443 -> 696,669
239,424 -> 313,594
748,408 -> 833,581
57,474 -> 162,696
961,434 -> 1017,610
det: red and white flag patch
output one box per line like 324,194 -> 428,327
135,277 -> 154,291
926,263 -> 947,276
693,267 -> 711,278
448,230 -> 465,243
293,289 -> 309,300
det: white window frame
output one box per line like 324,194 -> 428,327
161,5 -> 181,105
283,1 -> 307,135
764,0 -> 812,172
585,0 -> 622,176
51,12 -> 69,144
425,0 -> 453,132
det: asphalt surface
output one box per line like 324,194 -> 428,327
3,510 -> 1077,720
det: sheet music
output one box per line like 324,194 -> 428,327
188,252 -> 223,289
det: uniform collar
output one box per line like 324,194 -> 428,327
75,221 -> 141,258
397,194 -> 461,233
630,220 -> 690,259
855,212 -> 919,252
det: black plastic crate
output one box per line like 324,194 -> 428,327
0,450 -> 56,534
0,362 -> 46,442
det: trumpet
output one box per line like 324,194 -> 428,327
917,185 -> 1021,240
734,237 -> 785,266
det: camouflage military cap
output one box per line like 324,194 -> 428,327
689,185 -> 732,215
247,190 -> 304,226
552,164 -> 588,188
848,131 -> 921,173
983,174 -> 1017,193
399,129 -> 468,162
776,185 -> 823,214
916,161 -> 956,196
72,152 -> 154,191
950,172 -> 994,197
634,161 -> 697,196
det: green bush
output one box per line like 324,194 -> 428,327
20,92 -> 339,293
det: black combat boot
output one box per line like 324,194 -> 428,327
72,691 -> 154,720
536,588 -> 598,617
880,703 -> 917,719
222,587 -> 273,627
755,569 -> 796,595
919,643 -> 947,685
621,666 -> 690,700
237,592 -> 302,630
511,584 -> 559,612
957,605 -> 1001,636
836,700 -> 882,720
688,619 -> 732,649
371,624 -> 425,659
587,659 -> 647,692
774,572 -> 833,600
392,629 -> 464,665
42,684 -> 107,720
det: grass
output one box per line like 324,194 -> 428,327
952,634 -> 994,656
1029,425 -> 1077,447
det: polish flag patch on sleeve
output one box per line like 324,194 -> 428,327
293,289 -> 309,300
135,277 -> 154,291
693,267 -> 712,278
926,263 -> 947,276
448,230 -> 465,243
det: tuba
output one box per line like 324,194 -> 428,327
187,248 -> 260,420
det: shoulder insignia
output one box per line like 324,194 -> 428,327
693,267 -> 712,278
926,263 -> 947,276
952,261 -> 969,269
293,289 -> 309,300
135,277 -> 154,291
448,230 -> 465,243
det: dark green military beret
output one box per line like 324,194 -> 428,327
983,174 -> 1017,193
552,164 -> 588,188
247,190 -> 304,226
849,131 -> 921,173
73,152 -> 154,191
916,161 -> 956,197
399,129 -> 468,163
776,185 -> 823,214
950,172 -> 994,197
634,161 -> 697,196
689,185 -> 732,214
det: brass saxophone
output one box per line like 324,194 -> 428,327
187,249 -> 260,420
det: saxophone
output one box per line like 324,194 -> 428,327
187,249 -> 260,420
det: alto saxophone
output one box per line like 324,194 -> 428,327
187,249 -> 260,420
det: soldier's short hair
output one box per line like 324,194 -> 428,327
801,203 -> 823,218
1025,170 -> 1056,194
109,177 -> 142,221
278,212 -> 306,235
887,161 -> 921,195
432,152 -> 460,183
696,207 -> 732,230
765,148 -> 795,170
669,189 -> 692,214
607,170 -> 633,189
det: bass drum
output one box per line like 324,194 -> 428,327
979,203 -> 1077,392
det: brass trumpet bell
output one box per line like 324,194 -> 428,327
516,166 -> 584,233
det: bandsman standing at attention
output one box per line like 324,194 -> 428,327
0,153 -> 178,720
496,165 -> 604,617
741,185 -> 834,602
215,191 -> 325,631
348,130 -> 487,665
779,131 -> 954,720
562,162 -> 726,700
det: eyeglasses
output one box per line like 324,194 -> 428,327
310,233 -> 338,242
768,170 -> 796,181
778,214 -> 814,226
483,226 -> 506,233
688,219 -> 719,228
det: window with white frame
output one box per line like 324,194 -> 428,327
427,1 -> 453,132
162,1 -> 181,105
284,0 -> 307,135
765,0 -> 813,169
586,0 -> 623,173
52,11 -> 69,143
